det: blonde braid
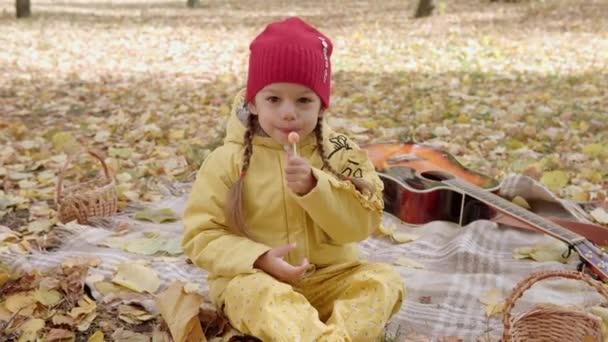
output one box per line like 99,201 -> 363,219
226,112 -> 256,237
314,119 -> 374,197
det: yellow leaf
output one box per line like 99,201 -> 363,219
0,303 -> 12,321
394,257 -> 425,269
134,208 -> 177,224
582,143 -> 605,158
155,281 -> 206,342
18,318 -> 45,342
479,288 -> 504,317
377,224 -> 394,236
125,238 -> 164,255
5,292 -> 36,313
511,196 -> 531,210
540,170 -> 569,192
513,241 -> 572,263
52,132 -> 80,154
34,289 -> 63,307
391,232 -> 420,244
183,282 -> 200,294
112,263 -> 161,293
590,208 -> 608,225
87,331 -> 105,342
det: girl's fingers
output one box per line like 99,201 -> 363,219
269,243 -> 296,258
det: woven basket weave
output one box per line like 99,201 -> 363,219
502,270 -> 608,342
55,149 -> 117,224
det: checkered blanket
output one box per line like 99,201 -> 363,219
1,175 -> 604,340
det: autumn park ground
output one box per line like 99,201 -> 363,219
0,0 -> 607,341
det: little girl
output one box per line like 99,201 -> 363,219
182,17 -> 404,342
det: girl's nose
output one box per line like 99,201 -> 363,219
280,102 -> 296,121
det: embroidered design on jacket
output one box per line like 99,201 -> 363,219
327,135 -> 352,159
341,159 -> 363,178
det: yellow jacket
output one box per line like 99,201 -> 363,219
182,90 -> 384,302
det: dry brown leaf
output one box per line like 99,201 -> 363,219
44,328 -> 75,341
155,281 -> 206,342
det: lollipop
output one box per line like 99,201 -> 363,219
288,132 -> 300,156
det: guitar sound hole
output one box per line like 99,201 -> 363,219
419,171 -> 454,182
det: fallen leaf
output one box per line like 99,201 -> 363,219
540,170 -> 569,192
511,195 -> 531,210
479,288 -> 504,317
112,263 -> 161,293
87,330 -> 105,342
111,328 -> 149,342
391,232 -> 420,244
134,208 -> 178,224
513,241 -> 573,263
33,289 -> 63,307
155,281 -> 206,342
394,257 -> 425,269
5,292 -> 36,313
17,318 -> 45,342
590,208 -> 608,225
44,328 -> 75,341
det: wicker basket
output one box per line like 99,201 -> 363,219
55,149 -> 117,224
502,270 -> 608,342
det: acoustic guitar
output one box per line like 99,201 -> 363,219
362,142 -> 608,280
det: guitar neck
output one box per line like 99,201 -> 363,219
444,178 -> 585,245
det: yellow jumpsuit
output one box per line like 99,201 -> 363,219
182,90 -> 405,342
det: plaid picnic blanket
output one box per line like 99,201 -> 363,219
1,174 -> 605,340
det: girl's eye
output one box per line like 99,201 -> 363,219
266,96 -> 280,103
298,97 -> 312,104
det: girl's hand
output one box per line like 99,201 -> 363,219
254,243 -> 310,284
285,150 -> 317,195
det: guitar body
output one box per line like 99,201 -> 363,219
362,142 -> 608,280
362,142 -> 501,225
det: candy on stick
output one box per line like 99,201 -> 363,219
288,132 -> 300,156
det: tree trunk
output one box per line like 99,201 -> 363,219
186,0 -> 200,8
16,0 -> 31,18
414,0 -> 434,18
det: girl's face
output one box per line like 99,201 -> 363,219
248,83 -> 323,146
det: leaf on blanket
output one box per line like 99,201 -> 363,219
134,208 -> 178,224
378,223 -> 395,236
111,263 -> 161,294
478,288 -> 504,317
391,232 -> 420,244
394,257 -> 425,269
155,281 -> 206,342
540,170 -> 569,192
590,208 -> 608,225
511,195 -> 531,209
513,241 -> 574,263
123,236 -> 183,256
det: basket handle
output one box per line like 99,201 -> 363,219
502,270 -> 608,341
55,149 -> 113,205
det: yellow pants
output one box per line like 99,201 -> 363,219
216,261 -> 405,342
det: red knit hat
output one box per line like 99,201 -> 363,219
245,17 -> 333,108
